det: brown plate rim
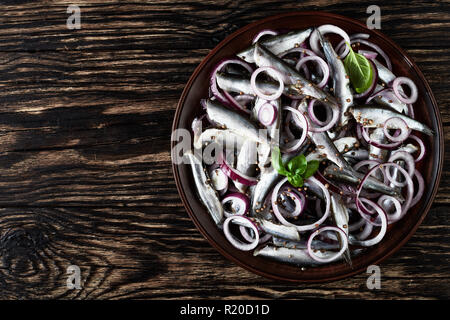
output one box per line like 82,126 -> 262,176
171,11 -> 444,283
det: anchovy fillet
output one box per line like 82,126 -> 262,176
238,28 -> 313,63
349,106 -> 433,136
184,150 -> 223,225
319,32 -> 353,126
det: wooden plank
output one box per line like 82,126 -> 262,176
0,205 -> 448,299
0,0 -> 448,299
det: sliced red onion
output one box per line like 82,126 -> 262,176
223,215 -> 260,251
358,49 -> 378,60
350,198 -> 387,246
222,193 -> 249,217
388,151 -> 415,178
307,99 -> 339,133
271,176 -> 330,232
282,106 -> 308,153
252,29 -> 279,44
410,170 -> 424,208
222,90 -> 251,115
378,195 -> 402,223
258,102 -> 277,126
250,66 -> 284,100
307,226 -> 348,263
309,25 -> 351,57
383,117 -> 411,143
210,59 -> 254,107
307,99 -> 331,126
354,221 -> 373,241
358,163 -> 414,223
353,39 -> 392,71
392,77 -> 418,104
361,126 -> 401,150
295,56 -> 330,88
239,226 -> 271,244
209,168 -> 228,192
278,187 -> 306,218
407,103 -> 415,119
218,152 -> 258,186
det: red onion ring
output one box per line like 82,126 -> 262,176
305,100 -> 339,133
307,226 -> 348,263
378,195 -> 402,223
361,126 -> 401,150
218,152 -> 258,186
392,77 -> 418,104
309,25 -> 351,57
258,102 -> 278,126
271,176 -> 330,232
252,29 -> 278,44
383,117 -> 411,143
350,198 -> 387,246
223,215 -> 260,251
410,170 -> 424,208
388,151 -> 415,178
295,56 -> 330,88
250,67 -> 284,100
282,106 -> 308,153
210,59 -> 254,109
222,193 -> 250,217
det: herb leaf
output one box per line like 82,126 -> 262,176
288,174 -> 303,188
304,160 -> 320,179
286,154 -> 307,175
271,147 -> 288,175
343,43 -> 373,93
271,149 -> 320,188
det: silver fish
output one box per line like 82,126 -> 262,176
349,106 -> 433,136
343,148 -> 369,162
330,194 -> 352,267
234,140 -> 258,193
238,28 -> 313,63
233,216 -> 300,241
372,84 -> 408,114
216,72 -> 288,97
253,97 -> 282,172
252,43 -> 338,106
184,150 -> 223,225
324,164 -> 402,198
369,128 -> 388,163
272,237 -> 341,250
306,136 -> 358,162
193,128 -> 245,150
250,150 -> 303,214
254,245 -> 346,266
296,100 -> 353,170
204,99 -> 270,144
318,31 -> 353,126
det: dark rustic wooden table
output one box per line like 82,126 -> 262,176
0,0 -> 448,299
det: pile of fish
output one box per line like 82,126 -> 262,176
184,25 -> 431,267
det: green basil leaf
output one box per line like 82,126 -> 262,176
286,154 -> 307,174
344,43 -> 373,94
303,160 -> 320,179
271,146 -> 288,176
288,174 -> 304,188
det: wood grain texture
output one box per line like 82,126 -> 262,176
0,0 -> 448,299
